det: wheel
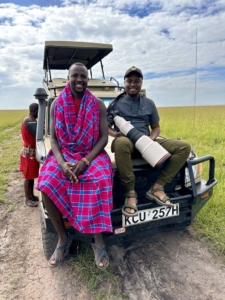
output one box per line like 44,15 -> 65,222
39,206 -> 58,260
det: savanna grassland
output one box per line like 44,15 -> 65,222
0,110 -> 27,203
0,106 -> 224,256
158,105 -> 225,255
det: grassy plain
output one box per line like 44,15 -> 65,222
0,110 -> 27,202
158,105 -> 225,255
0,106 -> 224,298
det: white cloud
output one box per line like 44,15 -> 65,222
0,0 -> 224,109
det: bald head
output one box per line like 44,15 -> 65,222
68,62 -> 88,76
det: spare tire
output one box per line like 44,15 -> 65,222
39,205 -> 58,260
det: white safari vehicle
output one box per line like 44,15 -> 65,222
34,41 -> 217,260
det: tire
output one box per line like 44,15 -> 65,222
40,207 -> 58,260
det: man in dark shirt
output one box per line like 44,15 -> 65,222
107,66 -> 191,216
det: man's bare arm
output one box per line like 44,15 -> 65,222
108,124 -> 124,138
149,122 -> 160,140
84,98 -> 109,163
23,116 -> 37,135
49,100 -> 65,166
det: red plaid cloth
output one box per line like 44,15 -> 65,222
37,83 -> 113,234
19,121 -> 39,179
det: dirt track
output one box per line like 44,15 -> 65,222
1,172 -> 225,300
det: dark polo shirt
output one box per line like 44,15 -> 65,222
107,93 -> 160,136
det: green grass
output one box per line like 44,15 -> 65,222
70,243 -> 124,299
6,205 -> 15,213
0,111 -> 27,144
0,134 -> 22,203
0,110 -> 27,131
0,110 -> 27,202
158,106 -> 225,255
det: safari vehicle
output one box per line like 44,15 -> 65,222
34,41 -> 217,260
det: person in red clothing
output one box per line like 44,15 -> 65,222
19,103 -> 39,207
36,63 -> 113,269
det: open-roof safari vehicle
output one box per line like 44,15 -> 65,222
34,41 -> 217,260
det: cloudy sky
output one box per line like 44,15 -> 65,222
0,0 -> 225,109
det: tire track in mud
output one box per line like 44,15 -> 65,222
1,172 -> 225,300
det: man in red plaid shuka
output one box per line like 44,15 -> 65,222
36,63 -> 113,270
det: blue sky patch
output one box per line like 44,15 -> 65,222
144,67 -> 225,81
121,3 -> 162,18
1,0 -> 62,6
0,17 -> 13,25
161,28 -> 170,36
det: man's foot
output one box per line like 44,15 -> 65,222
24,200 -> 38,207
122,191 -> 138,216
48,233 -> 73,267
92,234 -> 109,270
31,195 -> 39,202
146,184 -> 174,206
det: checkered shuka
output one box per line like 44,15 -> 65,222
36,83 -> 113,234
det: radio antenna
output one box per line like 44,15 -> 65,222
192,27 -> 198,153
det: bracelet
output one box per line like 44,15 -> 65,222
81,157 -> 90,166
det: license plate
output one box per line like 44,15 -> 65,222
122,204 -> 179,227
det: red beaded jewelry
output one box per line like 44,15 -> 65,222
81,157 -> 90,166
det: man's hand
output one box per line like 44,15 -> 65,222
116,131 -> 125,138
108,126 -> 124,138
73,160 -> 88,177
59,161 -> 79,183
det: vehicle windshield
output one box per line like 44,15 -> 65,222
100,98 -> 115,107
